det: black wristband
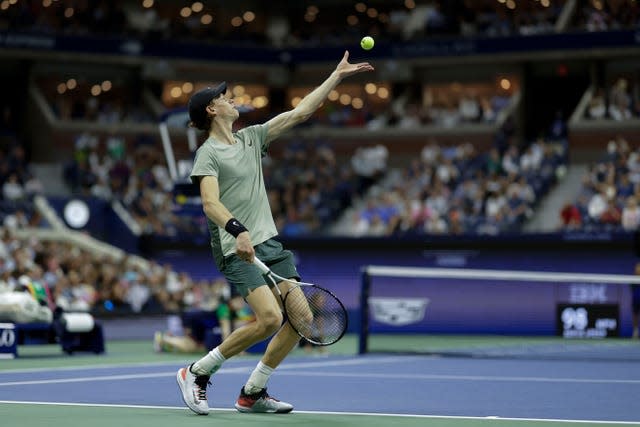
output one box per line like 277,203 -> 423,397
225,218 -> 248,238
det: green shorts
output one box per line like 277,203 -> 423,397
219,239 -> 300,298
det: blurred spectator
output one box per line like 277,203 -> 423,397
622,197 -> 640,231
587,88 -> 607,119
347,133 -> 563,236
600,199 -> 622,225
2,173 -> 25,202
560,203 -> 582,230
576,0 -> 640,32
566,137 -> 640,233
459,90 -> 481,122
608,78 -> 633,121
0,228 -> 222,315
2,0 -> 568,49
587,190 -> 609,222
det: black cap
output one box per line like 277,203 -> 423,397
188,82 -> 227,129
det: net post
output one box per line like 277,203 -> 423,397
358,266 -> 371,355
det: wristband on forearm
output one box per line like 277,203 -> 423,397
225,218 -> 248,238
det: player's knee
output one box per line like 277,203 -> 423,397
257,309 -> 283,336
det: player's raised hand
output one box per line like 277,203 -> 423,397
335,50 -> 374,80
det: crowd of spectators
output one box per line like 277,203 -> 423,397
0,0 -> 595,50
61,128 -> 383,239
0,227 -> 228,315
265,140 -> 386,236
0,104 -> 45,230
574,0 -> 640,32
366,85 -> 513,131
559,136 -> 640,232
347,129 -> 567,237
63,131 -> 201,238
36,74 -> 156,125
586,76 -> 640,121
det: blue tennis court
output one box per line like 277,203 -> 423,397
1,339 -> 639,426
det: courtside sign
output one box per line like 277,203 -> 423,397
0,323 -> 17,358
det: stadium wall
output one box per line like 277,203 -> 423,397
146,236 -> 638,337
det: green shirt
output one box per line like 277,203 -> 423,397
190,124 -> 277,257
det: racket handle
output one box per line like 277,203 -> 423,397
253,257 -> 271,274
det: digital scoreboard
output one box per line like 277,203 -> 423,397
556,304 -> 619,338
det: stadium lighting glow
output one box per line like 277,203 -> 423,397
328,90 -> 339,101
57,83 -> 66,94
182,82 -> 193,93
232,85 -> 245,96
142,0 -> 153,8
367,8 -> 378,18
339,94 -> 351,105
291,97 -> 301,107
347,15 -> 358,26
365,83 -> 377,94
64,7 -> 74,18
352,97 -> 364,109
377,87 -> 389,98
355,3 -> 366,13
180,7 -> 192,18
101,80 -> 112,91
252,96 -> 268,108
243,11 -> 255,22
170,87 -> 182,98
231,16 -> 243,27
66,78 -> 77,89
42,0 -> 52,7
191,2 -> 203,13
201,14 -> 212,25
91,85 -> 102,96
404,0 -> 415,10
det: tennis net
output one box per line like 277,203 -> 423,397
358,265 -> 640,361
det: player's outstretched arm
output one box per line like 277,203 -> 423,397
265,51 -> 374,143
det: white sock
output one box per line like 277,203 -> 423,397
192,347 -> 226,375
244,361 -> 274,394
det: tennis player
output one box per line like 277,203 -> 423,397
177,51 -> 374,414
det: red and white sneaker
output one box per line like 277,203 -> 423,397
176,365 -> 210,415
234,387 -> 293,413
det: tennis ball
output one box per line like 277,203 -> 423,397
360,36 -> 374,50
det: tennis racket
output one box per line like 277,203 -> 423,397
253,257 -> 348,346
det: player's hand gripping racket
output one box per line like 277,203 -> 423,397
253,257 -> 348,346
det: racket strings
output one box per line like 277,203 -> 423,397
285,286 -> 347,345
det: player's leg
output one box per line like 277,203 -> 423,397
219,285 -> 283,355
160,334 -> 204,353
235,240 -> 300,413
260,280 -> 306,367
178,259 -> 277,415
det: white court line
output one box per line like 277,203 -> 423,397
0,357 -> 413,386
0,355 -> 414,375
0,360 -> 197,374
1,368 -> 639,387
0,400 -> 638,425
273,371 -> 640,385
